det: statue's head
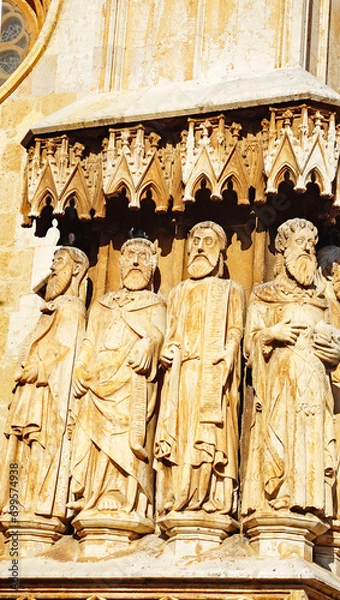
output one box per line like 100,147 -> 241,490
120,238 -> 158,291
45,247 -> 89,301
274,218 -> 318,286
187,221 -> 227,279
317,245 -> 340,300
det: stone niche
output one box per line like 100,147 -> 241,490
1,105 -> 340,599
21,105 -> 340,298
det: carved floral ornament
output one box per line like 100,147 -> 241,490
22,106 -> 340,225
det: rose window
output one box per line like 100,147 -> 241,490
0,0 -> 50,86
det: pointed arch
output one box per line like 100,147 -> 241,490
29,187 -> 57,218
57,189 -> 91,220
107,179 -> 133,205
267,164 -> 298,195
136,152 -> 170,212
29,160 -> 58,216
219,172 -> 249,205
138,181 -> 166,212
265,131 -> 300,194
58,163 -> 92,218
298,166 -> 332,198
216,144 -> 250,204
105,153 -> 135,197
184,173 -> 214,203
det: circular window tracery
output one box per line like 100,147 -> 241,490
0,0 -> 50,86
0,50 -> 21,76
0,1 -> 31,84
2,18 -> 24,42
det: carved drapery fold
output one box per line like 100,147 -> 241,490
22,106 -> 340,225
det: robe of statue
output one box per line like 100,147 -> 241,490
0,295 -> 86,520
242,280 -> 337,518
69,288 -> 166,517
323,280 -> 340,519
154,276 -> 245,514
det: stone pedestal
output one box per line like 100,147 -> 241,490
1,535 -> 340,600
0,514 -> 65,557
72,510 -> 155,558
157,510 -> 239,557
243,512 -> 329,561
314,520 -> 340,575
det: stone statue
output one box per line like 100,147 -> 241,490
154,221 -> 245,518
68,237 -> 166,537
0,247 -> 89,551
242,219 -> 340,522
317,245 -> 340,520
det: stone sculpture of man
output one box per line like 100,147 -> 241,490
0,246 -> 89,553
154,221 -> 245,519
242,219 -> 340,523
69,237 -> 166,537
317,245 -> 340,521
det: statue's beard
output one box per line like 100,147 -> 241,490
285,251 -> 317,287
122,267 -> 151,291
45,269 -> 72,301
187,254 -> 218,279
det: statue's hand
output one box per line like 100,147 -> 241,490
313,333 -> 340,368
73,366 -> 89,397
17,363 -> 39,384
128,337 -> 152,375
213,347 -> 235,386
262,318 -> 307,345
160,342 -> 180,369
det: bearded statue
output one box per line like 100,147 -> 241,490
317,245 -> 340,522
0,247 -> 89,556
154,221 -> 245,546
242,219 -> 340,533
68,237 -> 166,547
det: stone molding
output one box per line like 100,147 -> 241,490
0,558 -> 339,600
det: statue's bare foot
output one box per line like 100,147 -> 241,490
269,496 -> 290,510
97,492 -> 121,511
66,499 -> 85,511
187,500 -> 203,510
202,499 -> 217,513
163,493 -> 175,511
